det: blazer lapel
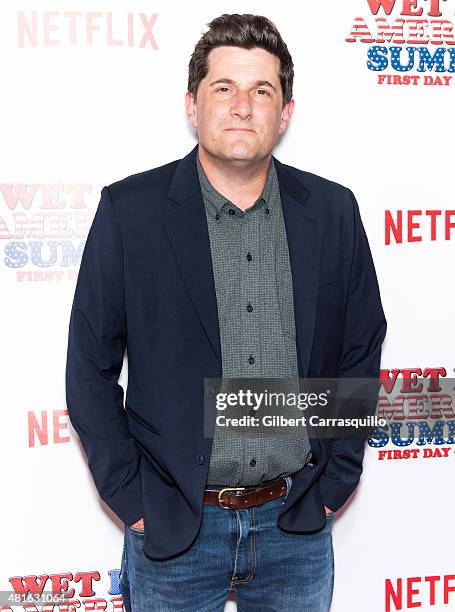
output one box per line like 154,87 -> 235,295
273,156 -> 321,379
162,145 -> 222,365
273,156 -> 325,472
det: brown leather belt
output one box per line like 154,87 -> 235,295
203,477 -> 287,510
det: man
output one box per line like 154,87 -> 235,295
65,13 -> 387,612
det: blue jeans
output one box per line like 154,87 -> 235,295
119,476 -> 335,611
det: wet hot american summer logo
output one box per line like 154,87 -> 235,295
345,0 -> 455,86
0,183 -> 94,282
369,367 -> 455,459
0,570 -> 124,611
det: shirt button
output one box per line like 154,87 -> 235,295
250,458 -> 257,467
246,252 -> 252,261
248,355 -> 255,365
228,208 -> 235,215
196,454 -> 205,465
265,207 -> 270,215
246,303 -> 253,313
215,214 -> 220,220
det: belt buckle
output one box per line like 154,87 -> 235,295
217,487 -> 246,509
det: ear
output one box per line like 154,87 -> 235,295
278,98 -> 295,136
185,91 -> 197,129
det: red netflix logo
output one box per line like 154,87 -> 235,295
28,410 -> 70,447
17,11 -> 158,49
385,209 -> 455,243
386,574 -> 455,610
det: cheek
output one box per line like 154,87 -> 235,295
198,106 -> 224,130
197,116 -> 225,144
261,119 -> 280,139
259,108 -> 281,128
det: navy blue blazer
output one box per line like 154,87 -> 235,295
65,144 -> 387,560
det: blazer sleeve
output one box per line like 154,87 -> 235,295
65,186 -> 143,527
318,187 -> 387,512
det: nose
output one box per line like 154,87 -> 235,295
230,90 -> 253,120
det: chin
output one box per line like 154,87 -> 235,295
221,143 -> 258,161
200,138 -> 262,162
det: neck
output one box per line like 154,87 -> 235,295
197,144 -> 271,211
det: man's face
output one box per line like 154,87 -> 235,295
185,46 -> 294,163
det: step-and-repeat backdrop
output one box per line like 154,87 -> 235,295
1,1 -> 454,611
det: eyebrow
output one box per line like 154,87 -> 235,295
209,78 -> 277,92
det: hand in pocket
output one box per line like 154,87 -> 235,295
130,518 -> 144,530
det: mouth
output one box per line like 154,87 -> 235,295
225,128 -> 255,132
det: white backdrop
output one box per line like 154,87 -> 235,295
1,1 -> 454,611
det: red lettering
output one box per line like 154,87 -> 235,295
422,367 -> 446,391
401,0 -> 424,16
49,574 -> 75,599
407,576 -> 422,607
427,0 -> 446,17
425,210 -> 441,240
444,575 -> 455,604
53,410 -> 70,444
400,368 -> 423,393
445,210 -> 455,240
73,571 -> 101,598
385,210 -> 402,244
408,210 -> 422,242
28,411 -> 48,446
368,0 -> 398,15
424,576 -> 440,605
386,577 -> 402,611
380,368 -> 401,393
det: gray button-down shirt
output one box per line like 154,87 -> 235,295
196,150 -> 312,486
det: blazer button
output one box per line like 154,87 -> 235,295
196,454 -> 205,465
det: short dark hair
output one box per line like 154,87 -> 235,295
188,14 -> 294,107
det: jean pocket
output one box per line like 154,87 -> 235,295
128,525 -> 145,535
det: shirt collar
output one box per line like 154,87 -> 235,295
196,149 -> 275,221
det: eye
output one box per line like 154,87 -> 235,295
256,89 -> 271,96
216,87 -> 230,93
